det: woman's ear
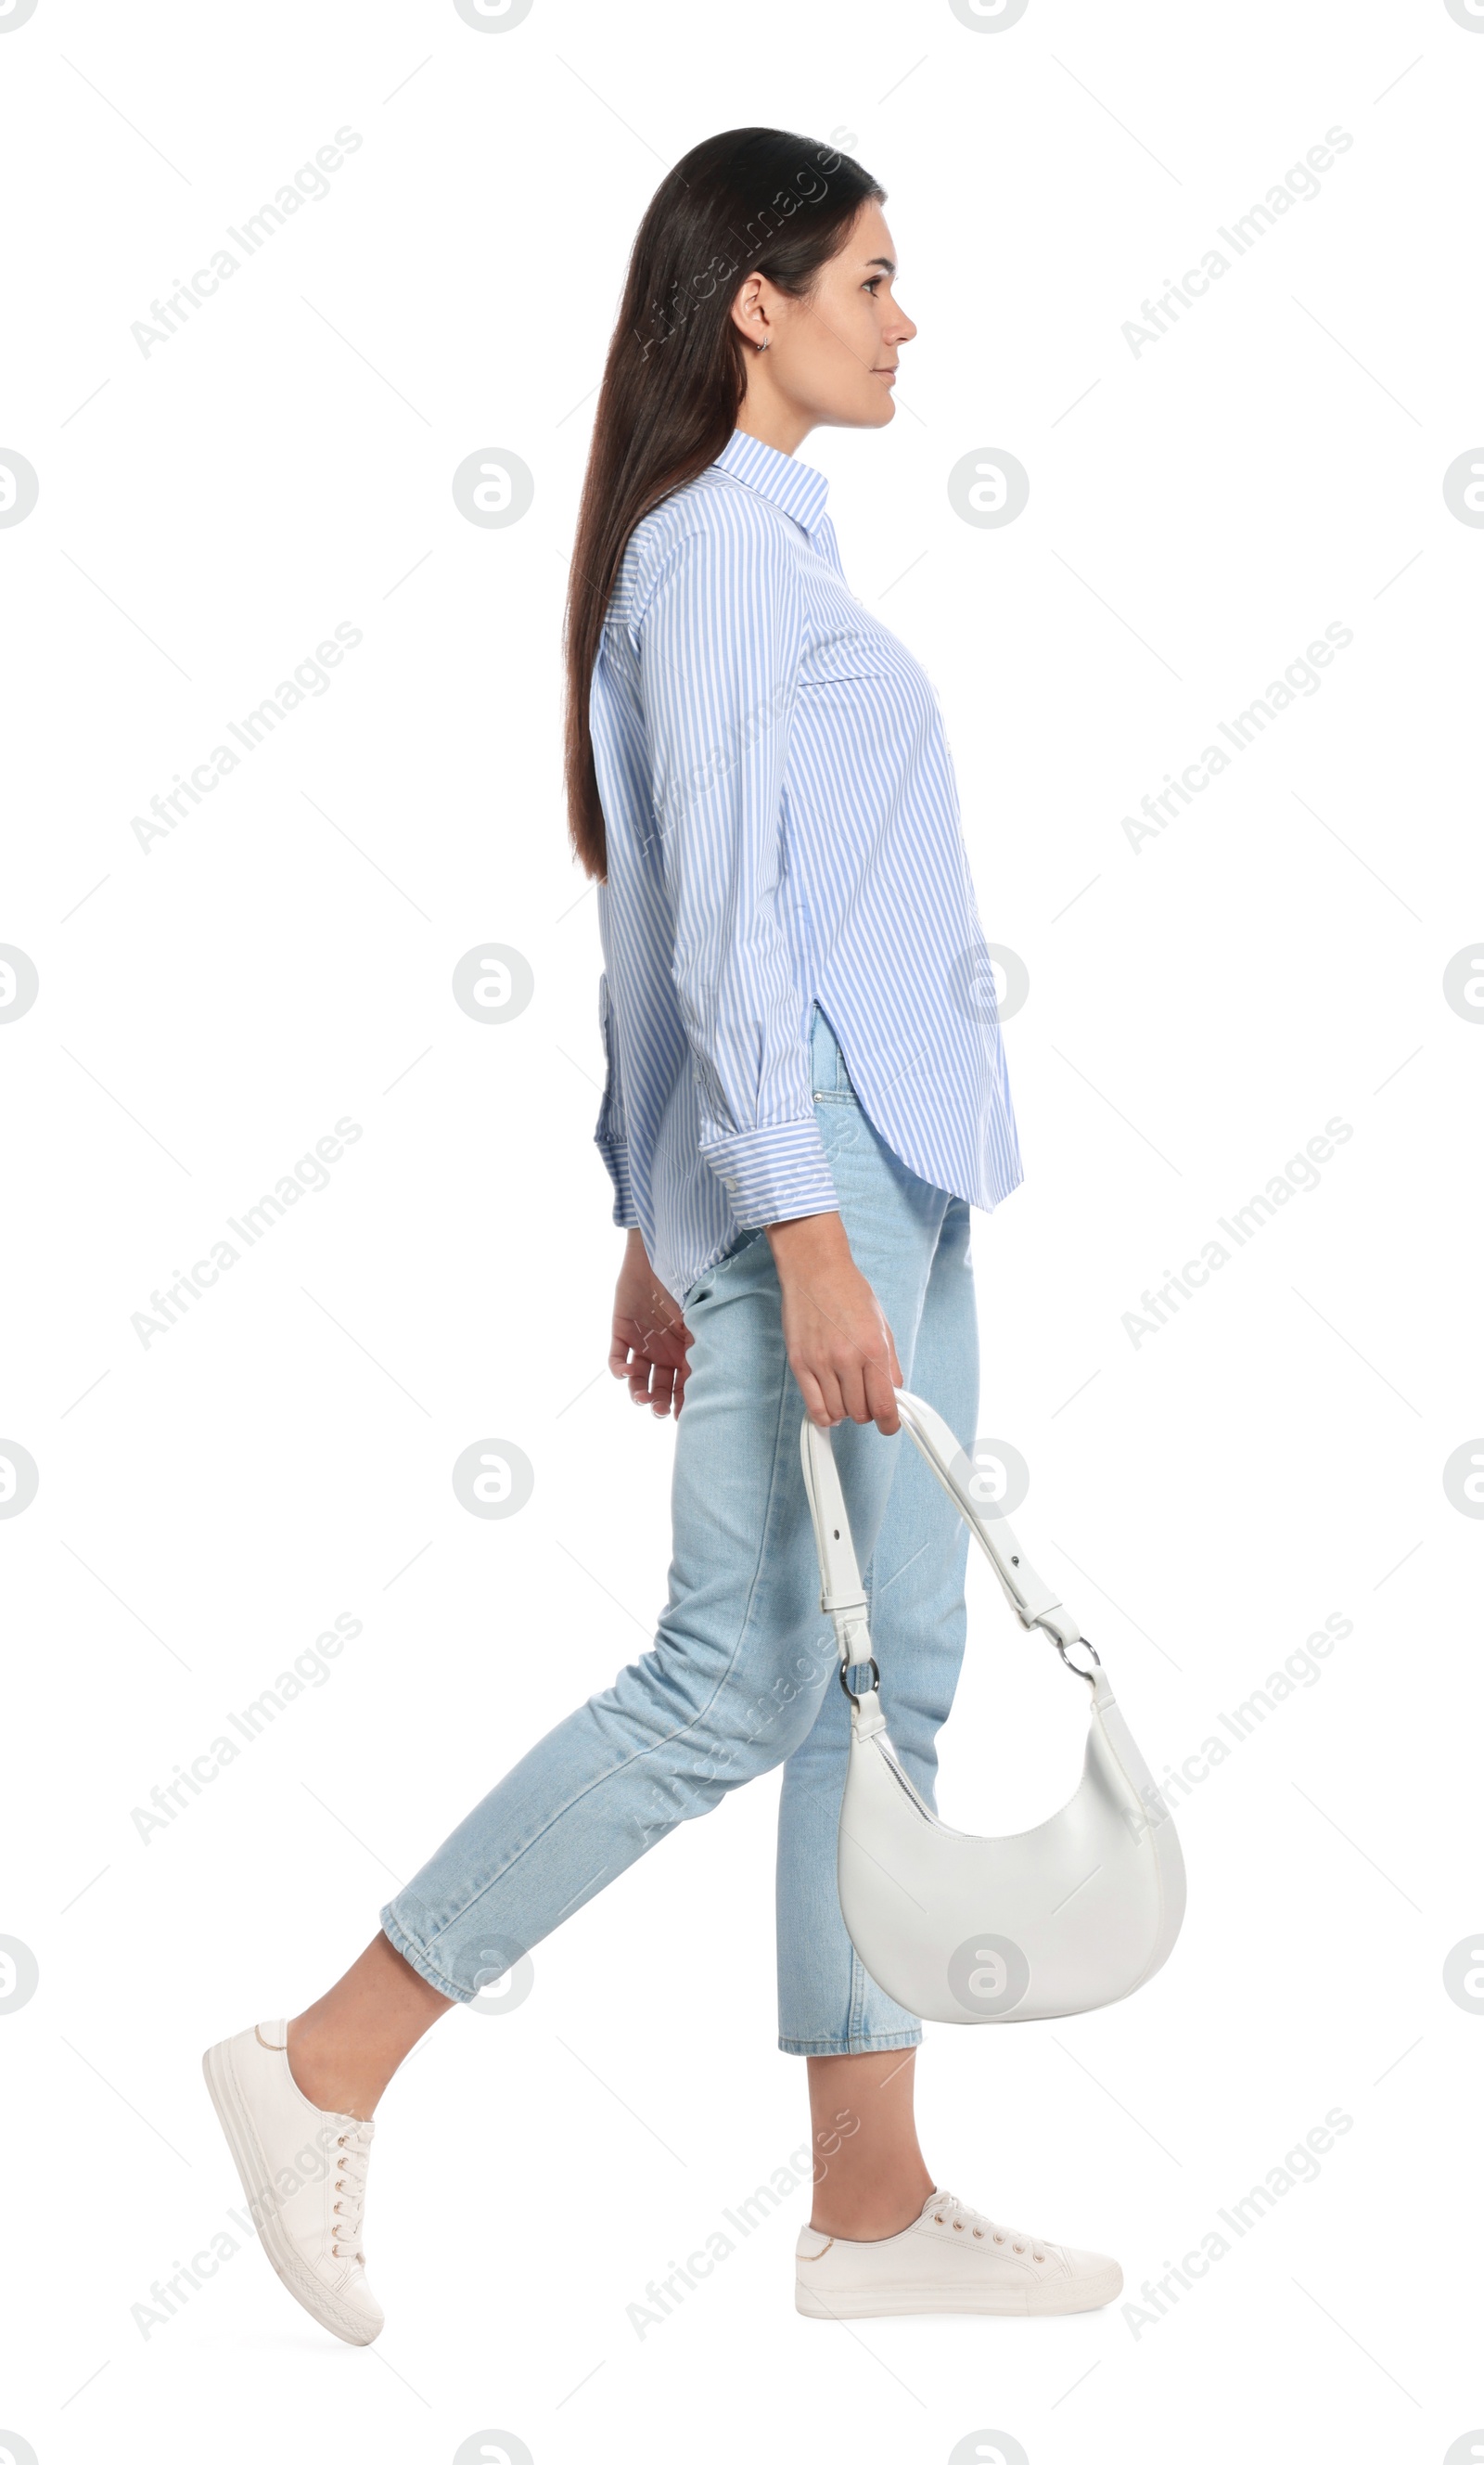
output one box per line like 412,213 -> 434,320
729,273 -> 771,353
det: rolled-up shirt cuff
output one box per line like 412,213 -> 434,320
596,1135 -> 640,1228
701,1119 -> 839,1228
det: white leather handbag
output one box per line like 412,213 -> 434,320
800,1391 -> 1185,2023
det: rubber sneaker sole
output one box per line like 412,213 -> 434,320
796,2259 -> 1123,2318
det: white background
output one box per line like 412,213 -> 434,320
2,1 -> 1481,2459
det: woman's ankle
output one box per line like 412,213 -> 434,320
282,1932 -> 454,2120
809,2166 -> 935,2240
285,2014 -> 379,2120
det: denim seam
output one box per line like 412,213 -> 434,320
807,1557 -> 916,2055
398,1325 -> 800,1965
846,1945 -> 867,2043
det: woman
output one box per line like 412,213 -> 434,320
203,125 -> 1122,2343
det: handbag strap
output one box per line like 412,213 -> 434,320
799,1396 -> 873,1669
799,1388 -> 1084,1672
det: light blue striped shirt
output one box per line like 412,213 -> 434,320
590,425 -> 1022,1301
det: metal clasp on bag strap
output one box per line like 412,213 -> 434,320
832,1605 -> 878,1699
1052,1629 -> 1101,1683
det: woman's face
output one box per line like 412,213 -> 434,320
731,199 -> 917,440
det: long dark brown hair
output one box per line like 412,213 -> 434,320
563,126 -> 885,880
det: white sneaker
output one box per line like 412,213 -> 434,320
202,2018 -> 383,2345
796,2186 -> 1122,2318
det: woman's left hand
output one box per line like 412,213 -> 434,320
609,1228 -> 696,1417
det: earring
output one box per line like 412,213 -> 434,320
754,339 -> 770,353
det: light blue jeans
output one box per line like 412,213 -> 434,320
381,1006 -> 979,2052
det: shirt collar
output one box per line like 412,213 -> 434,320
713,428 -> 830,537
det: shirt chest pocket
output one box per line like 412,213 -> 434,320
798,632 -> 941,743
799,621 -> 927,700
800,622 -> 903,688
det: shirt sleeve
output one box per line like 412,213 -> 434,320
633,512 -> 838,1228
594,969 -> 640,1229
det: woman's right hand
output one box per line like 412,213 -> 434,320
609,1227 -> 695,1417
767,1212 -> 902,1434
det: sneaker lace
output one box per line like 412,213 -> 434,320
329,2117 -> 374,2265
931,2188 -> 1047,2265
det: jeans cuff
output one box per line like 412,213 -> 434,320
378,1907 -> 473,2006
777,2029 -> 924,2056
